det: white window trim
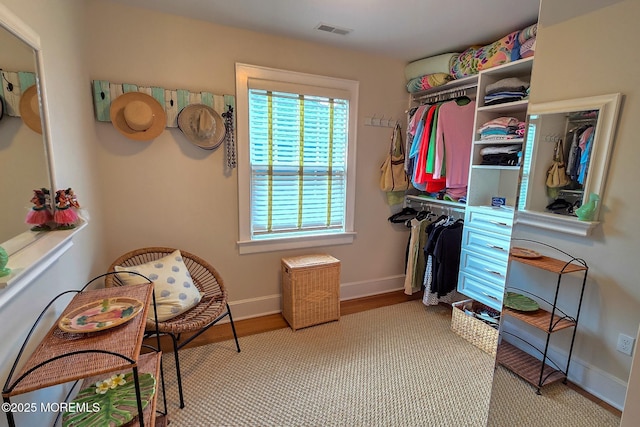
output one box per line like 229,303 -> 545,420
235,63 -> 358,254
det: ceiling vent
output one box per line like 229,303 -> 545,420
315,23 -> 352,36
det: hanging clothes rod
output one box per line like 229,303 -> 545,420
567,117 -> 598,124
412,82 -> 478,105
404,196 -> 466,218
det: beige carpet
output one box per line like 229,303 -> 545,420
488,366 -> 620,427
159,300 -> 620,426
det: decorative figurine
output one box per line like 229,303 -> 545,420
53,188 -> 80,229
575,192 -> 600,221
25,188 -> 53,231
0,245 -> 10,277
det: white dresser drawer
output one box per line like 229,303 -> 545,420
457,271 -> 504,312
462,227 -> 511,262
465,206 -> 514,236
460,249 -> 508,286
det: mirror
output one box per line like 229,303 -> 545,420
0,6 -> 55,255
487,94 -> 625,425
515,93 -> 622,236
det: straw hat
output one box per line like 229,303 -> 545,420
178,104 -> 226,150
110,92 -> 166,141
19,85 -> 42,134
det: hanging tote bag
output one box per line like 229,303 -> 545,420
380,123 -> 410,204
546,138 -> 572,197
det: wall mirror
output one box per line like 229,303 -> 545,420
515,93 -> 622,236
0,4 -> 55,256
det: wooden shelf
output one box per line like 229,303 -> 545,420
503,307 -> 576,332
471,165 -> 520,171
497,341 -> 566,388
509,254 -> 587,274
473,138 -> 524,145
477,99 -> 529,113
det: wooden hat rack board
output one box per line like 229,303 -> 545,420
91,80 -> 237,168
0,69 -> 36,117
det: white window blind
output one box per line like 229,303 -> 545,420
248,89 -> 350,239
517,120 -> 536,211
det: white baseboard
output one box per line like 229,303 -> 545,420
339,274 -> 405,301
227,275 -> 405,322
501,323 -> 627,411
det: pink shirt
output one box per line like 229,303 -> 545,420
433,101 -> 475,191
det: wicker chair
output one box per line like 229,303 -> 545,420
105,247 -> 240,409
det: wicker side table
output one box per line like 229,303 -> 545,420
2,282 -> 161,427
281,254 -> 340,330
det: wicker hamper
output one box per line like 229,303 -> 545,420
281,254 -> 340,330
451,299 -> 499,356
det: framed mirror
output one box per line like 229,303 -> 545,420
0,4 -> 56,256
515,93 -> 622,236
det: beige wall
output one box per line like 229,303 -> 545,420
512,0 -> 640,410
0,1 -> 105,426
85,1 -> 411,314
2,0 -> 638,421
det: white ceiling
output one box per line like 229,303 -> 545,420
107,0 -> 540,63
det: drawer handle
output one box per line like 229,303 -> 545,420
481,291 -> 499,301
489,220 -> 509,227
484,268 -> 504,277
486,244 -> 506,252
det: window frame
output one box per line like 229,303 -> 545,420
235,63 -> 358,254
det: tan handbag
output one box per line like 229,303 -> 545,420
546,139 -> 571,189
380,124 -> 410,192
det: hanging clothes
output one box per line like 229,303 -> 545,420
413,104 -> 447,193
422,215 -> 449,296
422,216 -> 464,306
577,126 -> 595,184
407,106 -> 431,186
403,215 -> 432,295
433,100 -> 476,199
566,124 -> 594,183
406,105 -> 429,175
407,99 -> 475,200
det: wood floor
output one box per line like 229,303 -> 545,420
147,290 -> 421,351
148,289 -> 621,418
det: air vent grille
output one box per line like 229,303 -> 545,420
315,23 -> 352,36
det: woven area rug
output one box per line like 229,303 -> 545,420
488,366 -> 620,427
159,300 -> 620,426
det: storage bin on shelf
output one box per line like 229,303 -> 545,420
281,254 -> 340,330
451,299 -> 500,356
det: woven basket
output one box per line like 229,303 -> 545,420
451,299 -> 499,356
281,254 -> 340,331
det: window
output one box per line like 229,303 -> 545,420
235,64 -> 358,254
517,118 -> 536,211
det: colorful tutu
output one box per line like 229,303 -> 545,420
25,207 -> 53,225
54,206 -> 78,224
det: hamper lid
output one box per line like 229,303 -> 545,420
282,254 -> 340,269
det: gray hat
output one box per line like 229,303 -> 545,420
178,104 -> 226,150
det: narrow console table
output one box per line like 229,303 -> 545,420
2,281 -> 166,426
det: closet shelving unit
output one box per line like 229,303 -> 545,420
457,57 -> 534,311
497,239 -> 588,394
2,280 -> 167,427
